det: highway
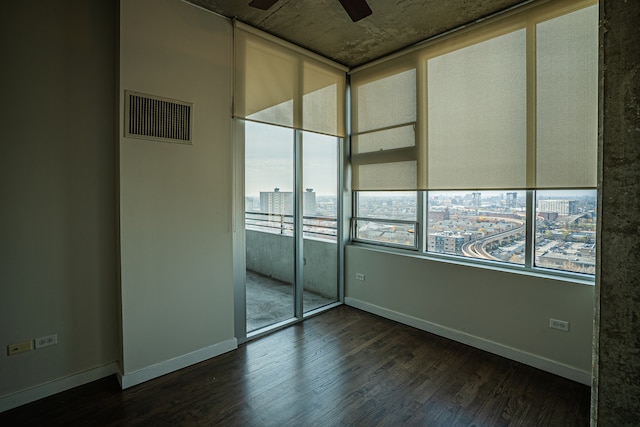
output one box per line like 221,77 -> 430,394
461,224 -> 525,261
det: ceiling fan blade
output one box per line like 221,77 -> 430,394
249,0 -> 279,10
338,0 -> 372,22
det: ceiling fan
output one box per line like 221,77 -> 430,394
249,0 -> 373,22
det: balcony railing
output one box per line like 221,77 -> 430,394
245,211 -> 337,241
244,212 -> 339,298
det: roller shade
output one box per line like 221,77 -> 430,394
535,5 -> 598,188
351,64 -> 417,190
234,22 -> 346,137
427,29 -> 527,190
350,0 -> 598,191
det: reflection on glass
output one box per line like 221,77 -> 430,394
427,191 -> 526,264
535,190 -> 597,275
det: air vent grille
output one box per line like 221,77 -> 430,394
125,91 -> 192,144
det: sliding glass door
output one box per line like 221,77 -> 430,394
243,123 -> 341,335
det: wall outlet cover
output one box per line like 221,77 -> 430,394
35,334 -> 58,349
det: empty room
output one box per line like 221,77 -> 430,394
1,0 -> 638,425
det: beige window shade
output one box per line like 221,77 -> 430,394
303,62 -> 345,136
355,68 -> 416,133
350,0 -> 597,192
234,23 -> 346,137
351,66 -> 417,190
354,161 -> 418,191
535,5 -> 598,189
427,29 -> 527,190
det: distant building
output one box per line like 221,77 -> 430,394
259,188 -> 317,215
428,231 -> 470,255
245,196 -> 257,212
303,188 -> 317,215
539,212 -> 559,222
260,188 -> 292,215
538,200 -> 577,216
429,208 -> 450,222
537,246 -> 595,273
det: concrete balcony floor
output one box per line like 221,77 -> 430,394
246,270 -> 336,332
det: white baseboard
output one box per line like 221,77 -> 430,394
345,297 -> 592,385
117,337 -> 238,389
0,363 -> 118,413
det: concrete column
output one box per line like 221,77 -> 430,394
593,1 -> 640,424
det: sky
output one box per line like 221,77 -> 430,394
245,121 -> 338,197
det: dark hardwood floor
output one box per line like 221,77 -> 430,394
0,306 -> 590,426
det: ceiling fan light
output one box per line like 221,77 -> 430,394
338,0 -> 373,22
248,0 -> 279,11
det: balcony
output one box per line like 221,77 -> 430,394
245,212 -> 339,332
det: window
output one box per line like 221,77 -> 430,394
353,192 -> 418,248
235,22 -> 346,333
245,122 -> 295,236
535,190 -> 597,274
428,191 -> 526,264
302,131 -> 339,241
350,1 -> 598,278
354,189 -> 597,277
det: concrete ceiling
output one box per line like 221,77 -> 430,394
185,0 -> 529,68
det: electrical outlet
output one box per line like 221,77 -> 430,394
35,334 -> 58,349
7,340 -> 34,356
356,273 -> 365,281
549,318 -> 569,332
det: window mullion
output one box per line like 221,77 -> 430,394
418,191 -> 426,252
293,129 -> 303,319
525,189 -> 535,269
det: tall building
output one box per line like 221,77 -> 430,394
472,192 -> 482,207
260,188 -> 292,215
303,188 -> 317,216
259,188 -> 317,215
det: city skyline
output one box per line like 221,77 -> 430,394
354,189 -> 597,274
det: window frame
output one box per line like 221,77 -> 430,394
351,191 -> 421,251
351,189 -> 596,283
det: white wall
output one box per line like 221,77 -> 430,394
118,0 -> 236,385
0,0 -> 118,410
345,245 -> 594,384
